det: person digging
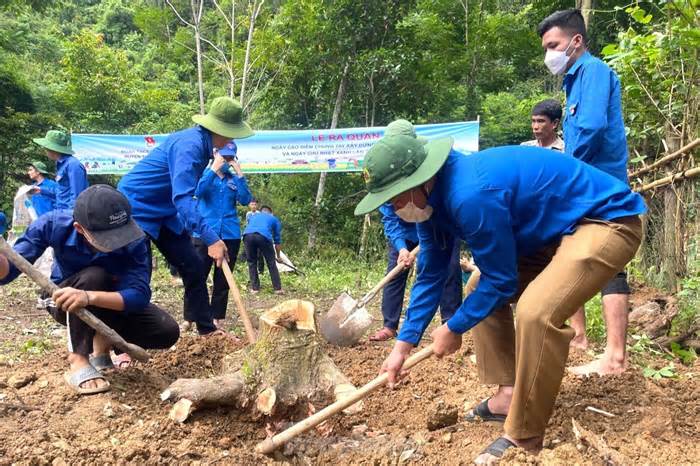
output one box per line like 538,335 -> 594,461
0,185 -> 179,395
354,135 -> 646,463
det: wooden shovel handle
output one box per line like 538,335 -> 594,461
0,237 -> 150,362
220,260 -> 256,344
255,344 -> 434,454
357,246 -> 420,308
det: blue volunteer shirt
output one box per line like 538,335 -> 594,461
243,212 -> 282,244
397,146 -> 647,345
118,126 -> 220,245
0,210 -> 152,314
379,203 -> 419,251
0,212 -> 6,235
563,51 -> 628,183
32,178 -> 58,216
194,167 -> 252,240
53,155 -> 88,209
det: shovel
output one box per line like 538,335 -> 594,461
320,246 -> 420,347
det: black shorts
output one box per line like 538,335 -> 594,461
601,271 -> 630,296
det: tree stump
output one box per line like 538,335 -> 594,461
161,299 -> 361,422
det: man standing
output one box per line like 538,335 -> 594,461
521,99 -> 565,151
27,161 -> 58,217
0,186 -> 179,395
118,97 -> 254,335
244,198 -> 265,275
193,142 -> 252,329
539,9 -> 632,375
355,135 -> 645,463
243,206 -> 283,294
32,130 -> 88,209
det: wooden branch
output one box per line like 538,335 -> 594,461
572,418 -> 629,465
654,322 -> 700,348
630,138 -> 700,178
0,238 -> 150,362
636,167 -> 700,193
165,0 -> 194,29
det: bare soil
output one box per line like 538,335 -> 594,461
0,276 -> 698,465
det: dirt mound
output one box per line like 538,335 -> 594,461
1,333 -> 699,465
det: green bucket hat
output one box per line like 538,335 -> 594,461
33,130 -> 74,155
30,160 -> 50,175
354,135 -> 453,216
192,96 -> 255,139
385,119 -> 428,144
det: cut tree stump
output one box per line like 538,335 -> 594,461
161,299 -> 362,422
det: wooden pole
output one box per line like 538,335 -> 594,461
635,167 -> 700,193
629,138 -> 700,178
221,260 -> 256,344
255,345 -> 435,455
0,238 -> 150,362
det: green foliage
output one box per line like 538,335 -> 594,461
20,337 -> 51,355
642,362 -> 676,380
670,342 -> 697,365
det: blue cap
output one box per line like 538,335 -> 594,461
219,142 -> 238,157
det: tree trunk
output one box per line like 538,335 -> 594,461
307,62 -> 351,250
192,0 -> 206,114
662,134 -> 682,292
576,0 -> 594,28
161,300 -> 360,422
240,0 -> 264,107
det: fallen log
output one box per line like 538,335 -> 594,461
161,299 -> 361,422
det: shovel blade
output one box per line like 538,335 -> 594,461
320,292 -> 373,347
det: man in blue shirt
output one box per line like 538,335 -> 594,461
27,161 -> 58,217
193,142 -> 252,328
539,9 -> 632,376
354,135 -> 645,463
118,97 -> 254,335
32,130 -> 88,210
243,206 -> 283,293
0,212 -> 6,236
370,119 -> 462,342
0,186 -> 179,395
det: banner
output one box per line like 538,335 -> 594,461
72,121 -> 479,175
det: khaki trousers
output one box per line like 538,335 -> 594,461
471,216 -> 643,438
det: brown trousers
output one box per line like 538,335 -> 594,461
471,216 -> 643,439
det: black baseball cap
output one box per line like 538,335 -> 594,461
73,185 -> 145,252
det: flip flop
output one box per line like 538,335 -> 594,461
476,437 -> 516,463
89,353 -> 115,372
368,327 -> 396,342
113,353 -> 134,369
63,365 -> 110,395
465,398 -> 507,423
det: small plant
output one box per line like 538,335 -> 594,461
20,338 -> 51,355
642,363 -> 676,380
670,342 -> 697,365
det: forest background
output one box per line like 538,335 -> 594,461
0,0 -> 697,329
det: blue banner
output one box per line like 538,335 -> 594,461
72,121 -> 479,175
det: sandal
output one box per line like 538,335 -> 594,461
465,398 -> 507,423
475,437 -> 516,463
114,353 -> 134,369
63,365 -> 110,395
368,327 -> 396,342
89,353 -> 114,372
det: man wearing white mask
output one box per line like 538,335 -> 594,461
538,9 -> 632,376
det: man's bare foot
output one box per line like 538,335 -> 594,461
569,333 -> 589,351
569,353 -> 627,376
473,434 -> 542,464
213,319 -> 226,329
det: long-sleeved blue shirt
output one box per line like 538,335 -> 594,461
32,178 -> 58,216
0,210 -> 152,313
194,167 -> 252,240
379,203 -> 419,251
117,126 -> 220,245
243,212 -> 282,244
0,212 -> 6,235
562,51 -> 628,183
397,146 -> 647,345
53,155 -> 88,209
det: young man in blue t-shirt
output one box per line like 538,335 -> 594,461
242,206 -> 283,294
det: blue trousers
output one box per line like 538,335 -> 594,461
380,240 -> 462,331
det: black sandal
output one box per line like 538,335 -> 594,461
464,398 -> 507,423
479,436 -> 516,459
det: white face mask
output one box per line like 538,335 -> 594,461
394,190 -> 433,223
544,37 -> 576,75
